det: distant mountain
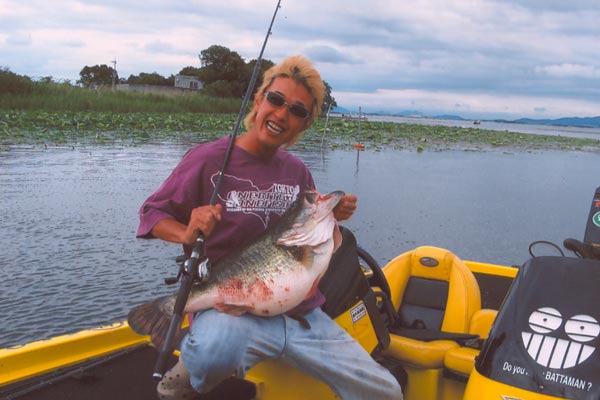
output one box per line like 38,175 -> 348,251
513,116 -> 600,128
432,115 -> 465,121
333,105 -> 599,129
392,110 -> 425,117
332,106 -> 352,114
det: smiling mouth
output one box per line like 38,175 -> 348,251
522,332 -> 595,368
266,121 -> 284,135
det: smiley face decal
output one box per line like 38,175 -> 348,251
522,307 -> 600,369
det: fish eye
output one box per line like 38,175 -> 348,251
305,190 -> 318,204
528,307 -> 562,334
565,314 -> 600,342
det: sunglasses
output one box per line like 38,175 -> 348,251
263,91 -> 310,120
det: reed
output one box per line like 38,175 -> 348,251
0,82 -> 241,114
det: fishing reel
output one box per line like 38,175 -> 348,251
165,254 -> 211,285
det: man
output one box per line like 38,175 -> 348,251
137,55 -> 402,399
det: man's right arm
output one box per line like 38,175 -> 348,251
150,219 -> 191,244
150,204 -> 222,245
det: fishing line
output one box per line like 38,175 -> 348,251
209,0 -> 283,206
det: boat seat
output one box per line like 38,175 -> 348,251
381,246 -> 481,369
444,308 -> 498,377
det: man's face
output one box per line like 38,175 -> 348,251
252,77 -> 313,150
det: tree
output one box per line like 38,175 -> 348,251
126,72 -> 172,86
0,67 -> 34,94
178,66 -> 201,78
322,80 -> 337,115
38,76 -> 55,84
78,64 -> 118,88
198,45 -> 248,97
246,59 -> 275,96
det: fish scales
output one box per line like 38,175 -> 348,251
190,236 -> 315,314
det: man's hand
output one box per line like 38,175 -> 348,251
151,204 -> 222,245
184,204 -> 222,244
333,194 -> 357,221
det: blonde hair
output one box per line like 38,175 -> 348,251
244,55 -> 325,145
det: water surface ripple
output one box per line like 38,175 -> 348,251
1,144 -> 598,348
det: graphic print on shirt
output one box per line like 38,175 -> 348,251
213,173 -> 300,228
522,307 -> 599,369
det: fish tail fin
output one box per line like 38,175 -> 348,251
127,295 -> 183,349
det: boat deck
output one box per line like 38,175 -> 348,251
2,345 -> 255,400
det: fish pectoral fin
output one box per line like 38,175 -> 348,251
214,303 -> 253,316
288,245 -> 306,261
304,277 -> 322,300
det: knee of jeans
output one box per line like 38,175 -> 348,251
181,312 -> 251,376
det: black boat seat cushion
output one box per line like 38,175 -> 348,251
381,246 -> 481,369
397,276 -> 449,331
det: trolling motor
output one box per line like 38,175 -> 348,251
563,238 -> 600,260
563,186 -> 600,260
151,0 -> 284,381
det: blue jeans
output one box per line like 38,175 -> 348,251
181,308 -> 403,399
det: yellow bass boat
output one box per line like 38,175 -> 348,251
2,188 -> 599,400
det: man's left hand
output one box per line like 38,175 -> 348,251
333,194 -> 357,221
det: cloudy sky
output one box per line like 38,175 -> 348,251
1,0 -> 599,119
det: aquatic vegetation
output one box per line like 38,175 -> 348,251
0,111 -> 235,145
310,118 -> 600,153
1,110 -> 599,153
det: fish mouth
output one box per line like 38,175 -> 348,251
275,190 -> 344,248
308,190 -> 345,220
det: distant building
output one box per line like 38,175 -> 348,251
175,75 -> 202,90
115,75 -> 203,96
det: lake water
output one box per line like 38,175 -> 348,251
366,115 -> 600,140
1,141 -> 599,348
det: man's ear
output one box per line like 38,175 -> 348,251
253,92 -> 263,109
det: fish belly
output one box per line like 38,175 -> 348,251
184,240 -> 333,316
183,261 -> 310,315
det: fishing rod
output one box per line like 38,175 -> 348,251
152,0 -> 284,380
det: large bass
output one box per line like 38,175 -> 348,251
128,189 -> 344,348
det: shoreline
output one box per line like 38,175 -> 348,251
1,110 -> 599,153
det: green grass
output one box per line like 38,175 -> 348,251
0,82 -> 241,114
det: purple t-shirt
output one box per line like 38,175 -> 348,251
137,136 -> 324,314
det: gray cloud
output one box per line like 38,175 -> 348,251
1,0 -> 598,119
303,45 -> 360,64
143,41 -> 179,55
